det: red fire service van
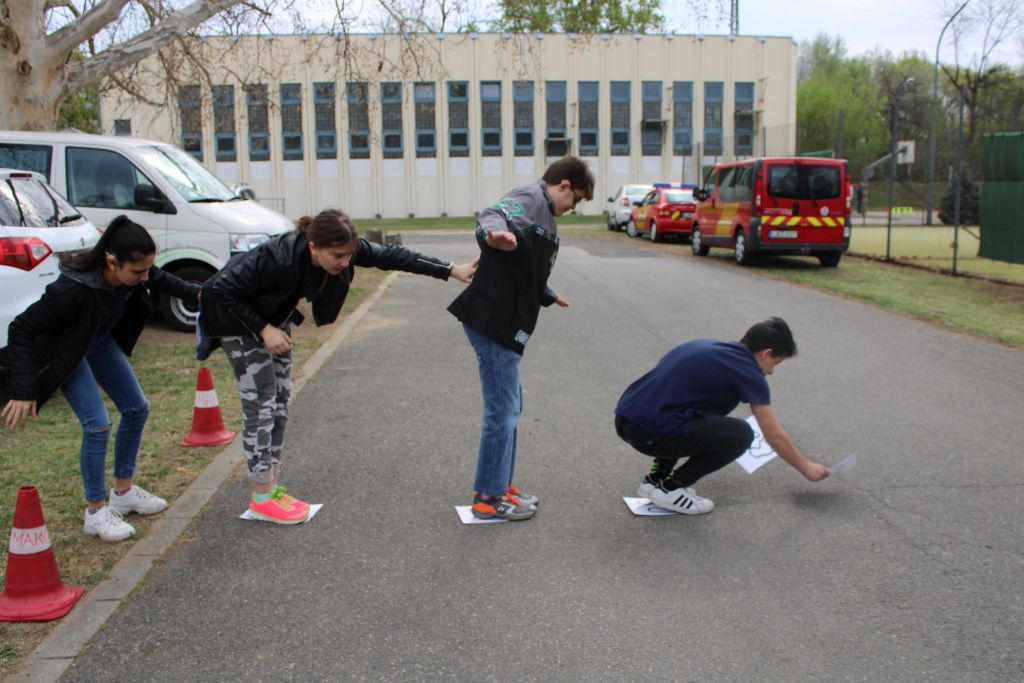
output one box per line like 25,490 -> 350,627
692,157 -> 852,267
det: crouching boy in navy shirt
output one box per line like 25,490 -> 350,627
614,317 -> 829,515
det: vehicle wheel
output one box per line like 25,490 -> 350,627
817,252 -> 842,267
626,219 -> 638,238
691,227 -> 710,256
158,265 -> 214,332
649,221 -> 659,242
734,231 -> 755,266
607,215 -> 616,231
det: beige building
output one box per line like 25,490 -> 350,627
101,32 -> 798,220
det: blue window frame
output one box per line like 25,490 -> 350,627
178,85 -> 203,160
212,85 -> 236,162
314,82 -> 337,160
673,81 -> 693,155
578,81 -> 599,156
280,83 -> 303,161
481,81 -> 502,156
381,81 -> 403,159
448,81 -> 469,157
704,81 -> 724,156
414,82 -> 436,158
545,80 -> 568,156
347,82 -> 370,159
513,81 -> 534,156
734,81 -> 755,156
610,81 -> 630,156
245,84 -> 270,161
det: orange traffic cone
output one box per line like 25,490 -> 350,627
0,486 -> 85,622
180,368 -> 236,447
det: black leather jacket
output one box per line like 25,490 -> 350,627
199,231 -> 453,341
5,266 -> 199,407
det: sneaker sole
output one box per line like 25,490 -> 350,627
248,510 -> 309,525
84,528 -> 135,541
471,507 -> 536,521
108,503 -> 168,516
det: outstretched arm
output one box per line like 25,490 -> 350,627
750,404 -> 829,481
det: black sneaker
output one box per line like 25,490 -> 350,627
471,492 -> 536,521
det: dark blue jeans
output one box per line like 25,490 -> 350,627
615,414 -> 754,487
61,334 -> 150,503
464,324 -> 523,497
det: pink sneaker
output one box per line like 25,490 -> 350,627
272,486 -> 309,511
249,488 -> 309,524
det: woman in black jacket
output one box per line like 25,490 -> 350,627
199,208 -> 475,524
2,216 -> 201,542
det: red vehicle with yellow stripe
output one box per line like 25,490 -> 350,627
627,183 -> 698,242
691,157 -> 852,267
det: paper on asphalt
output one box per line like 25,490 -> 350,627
828,453 -> 858,476
623,497 -> 679,516
455,505 -> 507,524
735,414 -> 778,474
239,503 -> 324,523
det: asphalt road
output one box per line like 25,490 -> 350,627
60,233 -> 1023,682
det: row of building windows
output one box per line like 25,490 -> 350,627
165,80 -> 757,164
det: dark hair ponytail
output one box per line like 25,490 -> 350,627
296,208 -> 358,248
63,215 -> 157,272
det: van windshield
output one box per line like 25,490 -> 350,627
767,164 -> 842,200
136,145 -> 236,203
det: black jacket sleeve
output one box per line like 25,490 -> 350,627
147,265 -> 201,303
207,249 -> 274,337
7,279 -> 85,401
352,238 -> 452,280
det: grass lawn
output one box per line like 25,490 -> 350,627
0,268 -> 387,673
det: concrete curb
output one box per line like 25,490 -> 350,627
8,272 -> 401,683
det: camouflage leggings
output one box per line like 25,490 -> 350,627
221,332 -> 292,484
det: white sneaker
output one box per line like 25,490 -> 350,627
648,481 -> 714,515
108,485 -> 168,515
83,506 -> 136,542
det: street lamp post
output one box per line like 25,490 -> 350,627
927,1 -> 970,226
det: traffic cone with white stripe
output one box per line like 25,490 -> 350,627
0,486 -> 84,622
180,367 -> 236,447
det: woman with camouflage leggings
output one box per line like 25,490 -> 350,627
198,209 -> 476,523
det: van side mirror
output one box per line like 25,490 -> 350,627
134,183 -> 176,214
606,196 -> 614,203
694,189 -> 708,201
632,199 -> 643,206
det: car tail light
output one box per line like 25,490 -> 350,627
846,183 -> 852,211
620,198 -> 630,207
0,236 -> 53,271
755,193 -> 762,210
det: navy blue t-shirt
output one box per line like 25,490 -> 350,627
615,339 -> 770,437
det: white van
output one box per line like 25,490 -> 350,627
0,131 -> 293,331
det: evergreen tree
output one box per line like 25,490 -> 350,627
938,172 -> 980,225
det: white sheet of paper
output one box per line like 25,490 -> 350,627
735,415 -> 778,474
239,503 -> 323,523
623,496 -> 679,516
455,505 -> 506,524
829,453 -> 858,476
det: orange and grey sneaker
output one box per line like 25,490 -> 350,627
471,492 -> 536,521
249,488 -> 309,524
507,484 -> 538,508
271,485 -> 309,512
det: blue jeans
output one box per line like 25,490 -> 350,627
60,334 -> 150,504
464,324 -> 523,497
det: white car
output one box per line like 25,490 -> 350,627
0,169 -> 100,368
605,184 -> 653,231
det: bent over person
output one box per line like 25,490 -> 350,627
614,317 -> 829,515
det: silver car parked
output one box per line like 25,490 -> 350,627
605,184 -> 653,231
0,169 -> 100,368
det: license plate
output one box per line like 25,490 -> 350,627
768,230 -> 798,239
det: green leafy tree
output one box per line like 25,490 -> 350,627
493,0 -> 664,33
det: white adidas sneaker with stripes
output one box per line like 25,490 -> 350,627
648,481 -> 714,515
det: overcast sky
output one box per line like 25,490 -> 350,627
665,0 -> 1024,66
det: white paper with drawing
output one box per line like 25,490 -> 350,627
735,414 -> 778,474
